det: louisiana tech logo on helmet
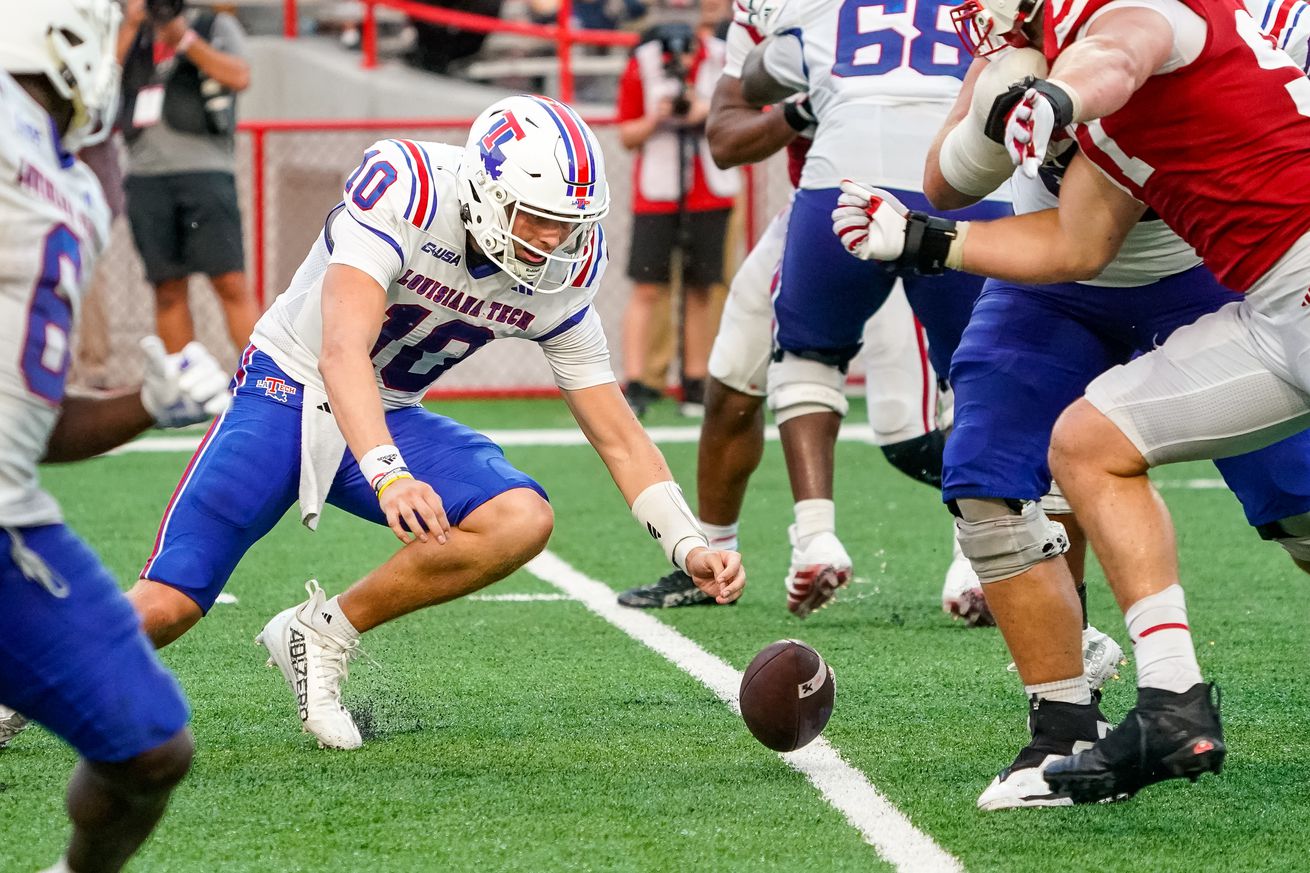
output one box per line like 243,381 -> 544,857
479,111 -> 526,180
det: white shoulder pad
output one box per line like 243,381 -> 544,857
343,139 -> 442,240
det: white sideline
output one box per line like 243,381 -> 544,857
524,550 -> 964,873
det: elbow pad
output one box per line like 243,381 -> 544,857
939,121 -> 1015,197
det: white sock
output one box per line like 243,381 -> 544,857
1025,675 -> 1091,706
313,594 -> 361,643
794,499 -> 835,549
700,520 -> 739,552
1125,584 -> 1202,693
40,859 -> 73,873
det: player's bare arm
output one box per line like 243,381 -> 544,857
319,263 -> 449,545
706,73 -> 798,168
561,382 -> 746,603
1047,8 -> 1175,121
958,151 -> 1145,281
42,395 -> 153,463
835,150 -> 1144,282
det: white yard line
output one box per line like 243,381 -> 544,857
108,434 -> 1245,495
466,592 -> 572,602
524,550 -> 964,873
112,424 -> 880,454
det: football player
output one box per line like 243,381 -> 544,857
735,0 -> 1013,618
835,0 -> 1310,802
0,1 -> 229,869
907,14 -> 1310,809
125,96 -> 746,750
618,0 -> 974,617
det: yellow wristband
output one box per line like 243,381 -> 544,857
375,471 -> 414,500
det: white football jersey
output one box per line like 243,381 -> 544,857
253,140 -> 616,408
763,0 -> 975,190
0,71 -> 112,527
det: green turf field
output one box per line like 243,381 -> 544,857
4,397 -> 1308,872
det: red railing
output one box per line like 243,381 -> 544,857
282,0 -> 639,103
239,114 -> 622,307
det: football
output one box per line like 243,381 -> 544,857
739,639 -> 835,752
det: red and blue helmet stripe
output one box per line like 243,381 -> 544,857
530,95 -> 599,207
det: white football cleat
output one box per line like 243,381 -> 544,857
1005,625 -> 1125,692
0,705 -> 29,749
785,526 -> 853,618
941,533 -> 993,627
1082,624 -> 1124,692
255,580 -> 362,750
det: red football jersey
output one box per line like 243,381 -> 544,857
1045,0 -> 1310,291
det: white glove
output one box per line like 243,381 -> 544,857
831,180 -> 909,262
1003,80 -> 1077,179
140,336 -> 232,428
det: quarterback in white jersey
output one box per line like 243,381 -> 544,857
127,95 -> 745,751
0,2 -> 231,869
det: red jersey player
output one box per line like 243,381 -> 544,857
831,0 -> 1310,803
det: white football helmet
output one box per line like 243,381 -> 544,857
457,95 -> 610,294
951,0 -> 1045,57
0,0 -> 122,151
732,0 -> 791,34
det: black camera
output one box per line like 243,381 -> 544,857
646,22 -> 696,117
146,0 -> 186,25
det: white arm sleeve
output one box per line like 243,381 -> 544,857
1244,0 -> 1310,68
539,307 -> 617,391
761,31 -> 809,93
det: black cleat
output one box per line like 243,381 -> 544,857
1044,682 -> 1225,803
977,696 -> 1112,810
617,569 -> 731,609
623,382 -> 663,419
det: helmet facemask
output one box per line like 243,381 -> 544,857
951,0 -> 1041,57
41,1 -> 122,151
459,96 -> 611,294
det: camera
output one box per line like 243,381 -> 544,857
646,22 -> 696,118
146,0 -> 186,25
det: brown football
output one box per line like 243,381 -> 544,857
739,639 -> 835,752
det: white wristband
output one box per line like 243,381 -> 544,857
630,481 -> 710,573
945,221 -> 970,271
359,444 -> 410,496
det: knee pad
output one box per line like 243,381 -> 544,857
1040,481 -> 1073,516
1257,512 -> 1310,562
880,431 -> 945,488
951,497 -> 1070,583
767,351 -> 850,425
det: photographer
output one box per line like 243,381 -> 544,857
118,0 -> 256,356
616,14 -> 739,417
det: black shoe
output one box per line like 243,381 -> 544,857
977,696 -> 1111,810
617,569 -> 730,608
623,382 -> 662,418
1044,682 -> 1225,803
